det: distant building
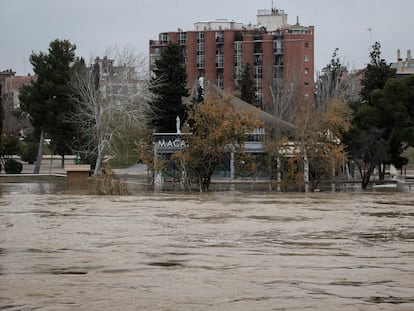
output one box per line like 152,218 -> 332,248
90,56 -> 139,102
392,49 -> 414,77
0,69 -> 36,135
149,7 -> 315,113
0,69 -> 36,110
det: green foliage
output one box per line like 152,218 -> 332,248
346,42 -> 402,188
347,75 -> 414,188
238,63 -> 256,106
19,39 -> 77,156
4,158 -> 23,174
150,43 -> 189,132
1,135 -> 23,158
20,141 -> 38,164
360,42 -> 396,104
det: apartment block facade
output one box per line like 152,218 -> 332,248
149,8 -> 315,112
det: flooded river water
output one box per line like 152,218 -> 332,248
1,182 -> 414,310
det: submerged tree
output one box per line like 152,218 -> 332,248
69,46 -> 154,176
345,42 -> 409,188
347,75 -> 414,188
173,96 -> 262,192
150,43 -> 189,132
19,39 -> 77,173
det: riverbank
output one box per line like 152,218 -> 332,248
1,156 -> 414,193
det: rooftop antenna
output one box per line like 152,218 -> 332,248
22,57 -> 26,75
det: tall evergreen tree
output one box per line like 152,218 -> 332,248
19,39 -> 77,172
150,43 -> 189,132
345,43 -> 413,188
360,42 -> 396,104
238,63 -> 256,106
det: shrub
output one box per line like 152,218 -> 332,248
4,158 -> 23,174
20,142 -> 38,164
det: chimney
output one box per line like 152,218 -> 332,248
407,50 -> 412,61
397,49 -> 401,60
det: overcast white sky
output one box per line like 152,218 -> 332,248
1,0 -> 412,76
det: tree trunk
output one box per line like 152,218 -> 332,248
33,129 -> 45,174
94,146 -> 103,176
361,163 -> 376,189
61,153 -> 65,168
378,163 -> 385,180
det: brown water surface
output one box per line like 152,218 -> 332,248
1,182 -> 413,310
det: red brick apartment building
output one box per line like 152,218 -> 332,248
149,8 -> 314,113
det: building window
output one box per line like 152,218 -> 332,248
304,41 -> 309,48
254,42 -> 262,54
234,42 -> 243,53
234,54 -> 243,67
254,66 -> 263,79
179,32 -> 187,44
304,93 -> 310,100
304,67 -> 309,74
197,32 -> 205,43
197,43 -> 205,55
234,66 -> 242,83
304,81 -> 310,87
254,54 -> 263,66
216,54 -> 224,68
161,33 -> 169,43
274,41 -> 283,54
304,55 -> 309,62
215,31 -> 224,43
274,66 -> 283,79
181,45 -> 187,57
255,91 -> 263,105
217,73 -> 224,88
275,54 -> 283,66
197,55 -> 205,68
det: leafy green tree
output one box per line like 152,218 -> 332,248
238,63 -> 256,106
150,43 -> 189,132
345,42 -> 402,188
0,134 -> 24,173
347,75 -> 414,188
19,39 -> 77,173
360,42 -> 396,104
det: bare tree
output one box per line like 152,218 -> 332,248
69,46 -> 155,176
264,63 -> 304,124
315,48 -> 359,111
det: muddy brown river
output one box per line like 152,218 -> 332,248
1,182 -> 414,310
